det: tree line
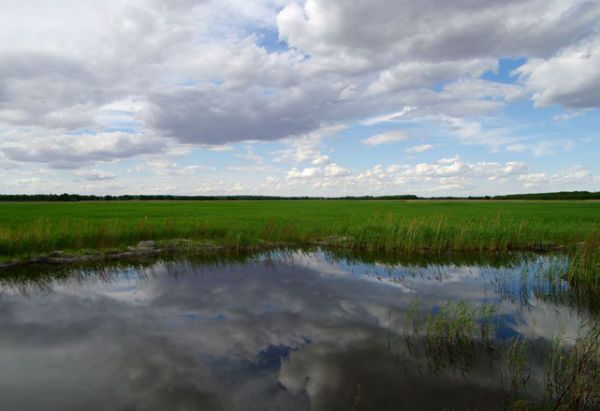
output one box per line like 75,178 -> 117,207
0,192 -> 598,202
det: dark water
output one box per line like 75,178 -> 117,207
0,251 -> 596,411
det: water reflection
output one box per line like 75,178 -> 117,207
0,250 -> 597,410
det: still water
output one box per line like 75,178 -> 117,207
0,250 -> 597,410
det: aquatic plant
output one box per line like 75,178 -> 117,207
501,338 -> 532,408
502,323 -> 600,411
541,323 -> 600,410
395,297 -> 600,410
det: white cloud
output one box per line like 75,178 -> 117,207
324,163 -> 350,177
552,110 -> 588,122
0,0 -> 597,194
273,126 -> 343,165
278,0 -> 599,72
349,158 -> 596,195
145,162 -> 215,177
265,156 -> 597,197
287,167 -> 320,179
361,107 -> 417,126
517,166 -> 592,188
311,155 -> 330,165
74,169 -> 117,181
206,145 -> 235,152
441,78 -> 524,102
0,131 -> 166,169
3,0 -> 594,149
362,131 -> 409,146
505,139 -> 575,157
518,173 -> 548,188
287,163 -> 350,179
367,61 -> 497,95
405,144 -> 434,154
517,36 -> 600,108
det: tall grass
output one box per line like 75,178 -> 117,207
503,323 -> 600,411
396,298 -> 600,410
0,200 -> 598,256
0,201 -> 598,289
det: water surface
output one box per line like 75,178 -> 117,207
0,250 -> 596,410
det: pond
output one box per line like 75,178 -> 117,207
0,250 -> 598,410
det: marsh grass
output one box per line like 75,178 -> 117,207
565,233 -> 600,301
502,323 -> 600,411
0,201 -> 598,289
397,298 -> 600,411
502,338 -> 532,408
396,299 -> 498,376
0,200 -> 598,254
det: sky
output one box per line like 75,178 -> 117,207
0,0 -> 599,196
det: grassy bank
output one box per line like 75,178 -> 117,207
0,200 -> 598,257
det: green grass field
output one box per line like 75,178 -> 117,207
0,200 -> 598,256
0,200 -> 599,298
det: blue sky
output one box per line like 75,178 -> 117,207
0,0 -> 599,196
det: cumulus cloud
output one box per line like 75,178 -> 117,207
0,0 -> 598,193
3,0 -> 594,145
146,83 -> 330,144
278,0 -> 599,68
517,36 -> 600,108
518,165 -> 593,188
0,131 -> 165,169
366,61 -> 497,95
274,156 -> 598,196
273,126 -> 342,165
287,163 -> 350,179
440,78 -> 524,102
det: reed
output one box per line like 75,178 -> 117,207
0,201 -> 598,288
396,298 -> 600,410
0,200 -> 597,255
502,323 -> 600,411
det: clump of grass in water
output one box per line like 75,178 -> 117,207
502,323 -> 600,411
542,322 -> 600,411
396,297 -> 599,410
501,338 -> 533,409
424,301 -> 484,375
494,253 -> 600,315
402,298 -> 422,352
565,233 -> 600,309
398,299 -> 498,376
480,303 -> 498,353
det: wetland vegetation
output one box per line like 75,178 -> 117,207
0,200 -> 598,254
1,201 -> 598,410
1,200 -> 597,295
